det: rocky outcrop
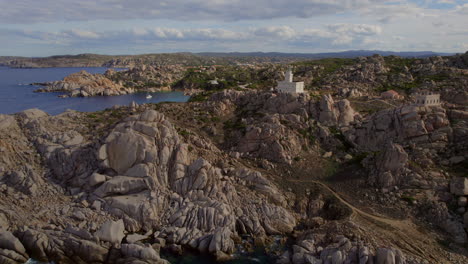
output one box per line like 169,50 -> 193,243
318,94 -> 359,127
94,220 -> 125,244
91,110 -> 295,246
364,143 -> 409,188
0,231 -> 29,264
35,70 -> 134,97
346,105 -> 450,152
105,65 -> 185,91
279,234 -> 412,264
2,108 -> 296,262
210,90 -> 359,163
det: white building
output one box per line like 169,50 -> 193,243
277,68 -> 304,94
414,91 -> 440,106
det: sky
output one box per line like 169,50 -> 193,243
0,0 -> 467,56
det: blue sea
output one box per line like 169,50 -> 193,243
0,66 -> 189,115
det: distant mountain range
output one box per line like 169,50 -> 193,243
0,50 -> 462,68
196,50 -> 457,59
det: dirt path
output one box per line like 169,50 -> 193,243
287,179 -> 452,263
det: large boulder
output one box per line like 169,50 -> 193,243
106,131 -> 150,174
95,220 -> 125,245
450,177 -> 468,196
0,115 -> 16,130
17,108 -> 48,120
366,143 -> 409,187
0,231 -> 28,264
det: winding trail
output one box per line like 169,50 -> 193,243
287,179 -> 451,263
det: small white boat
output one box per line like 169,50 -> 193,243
146,94 -> 152,99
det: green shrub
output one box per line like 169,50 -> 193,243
401,195 -> 416,204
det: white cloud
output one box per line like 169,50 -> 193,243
327,24 -> 382,35
0,1 -> 467,55
69,29 -> 100,39
455,3 -> 468,13
0,24 -> 383,50
0,0 -> 391,23
252,26 -> 297,39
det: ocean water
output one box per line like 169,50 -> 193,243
0,66 -> 189,115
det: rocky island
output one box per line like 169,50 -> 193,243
1,52 -> 468,264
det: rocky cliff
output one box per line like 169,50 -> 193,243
35,70 -> 134,97
2,99 -> 464,263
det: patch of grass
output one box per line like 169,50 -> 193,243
109,110 -> 125,119
223,119 -> 246,131
436,238 -> 451,250
401,195 -> 416,204
197,116 -> 209,123
179,130 -> 191,137
349,152 -> 369,167
324,160 -> 339,178
424,73 -> 451,82
322,196 -> 353,220
298,128 -> 316,144
211,116 -> 221,122
408,160 -> 422,170
329,126 -> 353,151
188,92 -> 210,102
86,113 -> 98,119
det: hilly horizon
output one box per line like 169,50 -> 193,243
0,50 -> 460,59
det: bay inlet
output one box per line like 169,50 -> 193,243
0,66 -> 189,115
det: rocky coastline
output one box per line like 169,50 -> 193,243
1,52 -> 468,263
0,85 -> 467,263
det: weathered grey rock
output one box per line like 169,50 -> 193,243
0,213 -> 8,230
464,211 -> 468,228
126,233 -> 148,244
38,70 -> 134,97
450,156 -> 465,165
450,177 -> 468,196
320,248 -> 344,264
94,176 -> 150,197
17,227 -> 109,263
17,108 -> 48,120
0,231 -> 28,264
71,210 -> 86,221
120,243 -> 161,261
91,200 -> 102,211
458,196 -> 467,207
376,248 -> 396,264
367,143 -> 408,187
359,246 -> 370,264
3,167 -> 43,195
95,219 -> 125,244
318,95 -> 358,127
89,172 -> 107,187
0,115 -> 16,130
105,130 -> 154,175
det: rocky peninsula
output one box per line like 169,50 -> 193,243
1,52 -> 467,263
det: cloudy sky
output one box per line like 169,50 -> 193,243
0,0 -> 467,56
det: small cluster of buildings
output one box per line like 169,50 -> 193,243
274,67 -> 441,107
380,89 -> 440,106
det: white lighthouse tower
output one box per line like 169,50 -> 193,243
277,67 -> 304,94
